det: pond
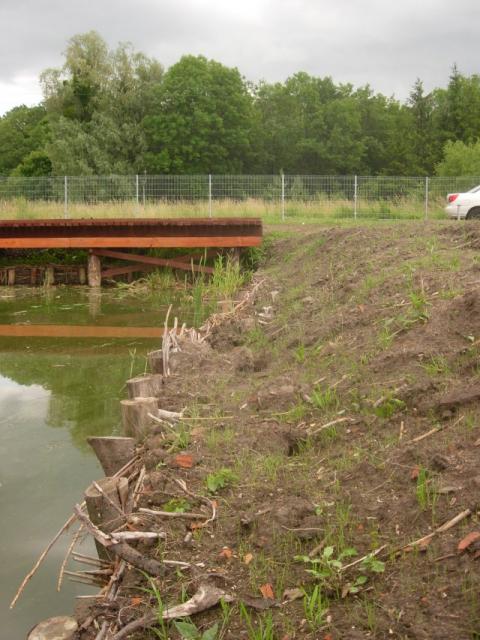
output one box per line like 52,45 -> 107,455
0,285 -> 200,638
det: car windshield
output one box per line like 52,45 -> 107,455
468,185 -> 480,193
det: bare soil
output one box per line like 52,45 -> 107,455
78,221 -> 480,639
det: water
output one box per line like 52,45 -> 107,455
0,286 -> 190,638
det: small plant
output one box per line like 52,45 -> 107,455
415,466 -> 436,512
295,343 -> 306,363
168,422 -> 191,452
162,498 -> 191,513
139,577 -> 170,640
373,396 -> 405,419
421,355 -> 450,376
303,585 -> 329,631
205,468 -> 238,494
311,386 -> 339,412
239,602 -> 275,640
173,620 -> 218,640
295,546 -> 357,588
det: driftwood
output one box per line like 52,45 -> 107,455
10,456 -> 138,609
27,616 -> 78,640
87,437 -> 135,477
402,508 -> 472,551
74,505 -> 165,577
111,584 -> 234,640
139,508 -> 206,520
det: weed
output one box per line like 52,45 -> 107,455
210,255 -> 247,299
206,426 -> 236,451
303,585 -> 329,631
139,577 -> 170,640
295,343 -> 306,364
377,323 -> 395,350
168,422 -> 191,452
311,386 -> 339,412
239,603 -> 275,640
415,466 -> 437,515
173,620 -> 218,640
362,597 -> 378,633
205,468 -> 238,494
373,396 -> 405,419
162,498 -> 191,513
421,355 -> 450,376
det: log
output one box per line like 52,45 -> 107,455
84,478 -> 124,561
121,397 -> 158,440
87,253 -> 102,287
27,616 -> 78,640
87,437 -> 135,477
147,350 -> 164,375
126,374 -> 163,399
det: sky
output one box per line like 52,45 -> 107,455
1,0 -> 480,116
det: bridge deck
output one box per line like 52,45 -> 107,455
0,217 -> 263,249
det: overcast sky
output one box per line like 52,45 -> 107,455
1,0 -> 480,116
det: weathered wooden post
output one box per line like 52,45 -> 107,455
44,266 -> 55,286
147,350 -> 164,374
87,436 -> 135,477
27,616 -> 78,640
84,477 -> 124,561
78,266 -> 87,285
87,252 -> 101,287
120,397 -> 158,440
7,268 -> 15,286
126,374 -> 163,399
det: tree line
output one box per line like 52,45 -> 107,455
1,31 -> 480,178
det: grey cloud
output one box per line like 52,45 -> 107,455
1,0 -> 480,115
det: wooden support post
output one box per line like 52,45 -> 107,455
230,247 -> 241,266
84,477 -> 124,561
78,266 -> 86,285
7,268 -> 15,286
44,266 -> 55,286
87,252 -> 101,287
126,374 -> 163,399
147,350 -> 164,375
30,267 -> 37,285
120,397 -> 158,440
86,436 -> 135,477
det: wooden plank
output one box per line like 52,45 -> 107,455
0,324 -> 163,338
101,264 -> 157,279
0,236 -> 262,249
93,249 -> 215,274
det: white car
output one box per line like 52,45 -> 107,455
445,185 -> 480,219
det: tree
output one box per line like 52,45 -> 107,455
143,55 -> 254,173
42,32 -> 163,174
0,105 -> 50,175
436,140 -> 480,176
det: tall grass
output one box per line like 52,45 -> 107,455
0,196 -> 447,222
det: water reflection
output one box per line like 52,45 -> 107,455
0,285 -> 180,636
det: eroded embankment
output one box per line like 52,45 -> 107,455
34,221 -> 480,640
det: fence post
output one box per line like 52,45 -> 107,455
208,174 -> 212,218
353,175 -> 358,220
281,173 -> 285,222
64,176 -> 68,218
424,176 -> 429,220
135,174 -> 139,214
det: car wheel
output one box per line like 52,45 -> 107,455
466,207 -> 480,219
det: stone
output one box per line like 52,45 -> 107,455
27,616 -> 78,640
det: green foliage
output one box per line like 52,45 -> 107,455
239,603 -> 275,640
173,620 -> 219,640
205,468 -> 238,493
161,498 -> 191,513
373,397 -> 405,419
303,585 -> 329,631
311,386 -> 339,412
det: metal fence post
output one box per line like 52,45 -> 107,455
208,174 -> 212,218
354,175 -> 358,220
135,174 -> 139,214
425,176 -> 429,220
64,176 -> 68,218
281,173 -> 285,221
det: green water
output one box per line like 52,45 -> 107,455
0,286 -> 191,638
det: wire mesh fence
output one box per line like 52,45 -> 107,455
0,174 -> 479,220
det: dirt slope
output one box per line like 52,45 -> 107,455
82,221 -> 480,640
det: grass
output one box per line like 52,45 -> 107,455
0,196 -> 448,222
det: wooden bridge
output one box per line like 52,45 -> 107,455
0,217 -> 263,285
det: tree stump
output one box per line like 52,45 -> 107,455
120,397 -> 158,440
86,436 -> 135,477
147,350 -> 164,375
126,374 -> 163,399
85,477 -> 124,561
